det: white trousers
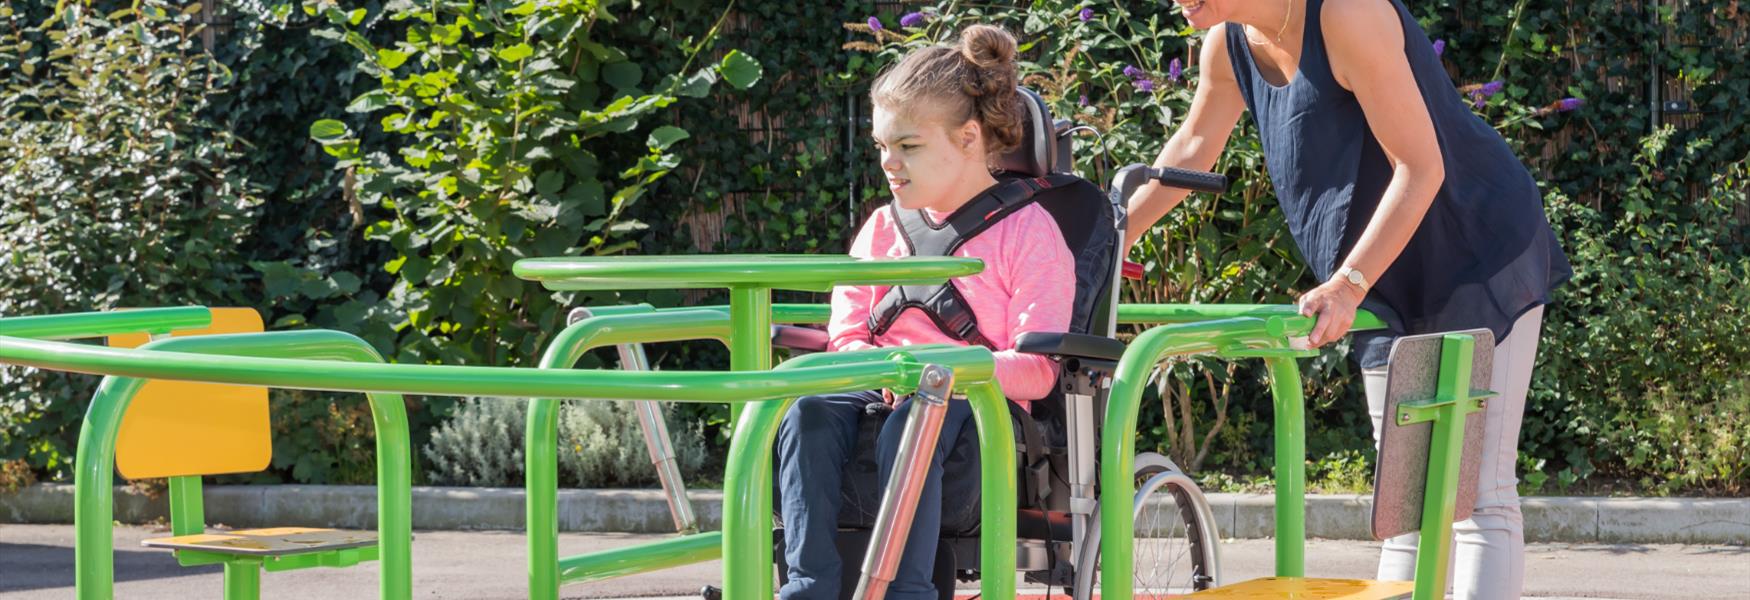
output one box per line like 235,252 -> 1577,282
1363,306 -> 1544,600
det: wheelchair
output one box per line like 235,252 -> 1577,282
614,87 -> 1231,600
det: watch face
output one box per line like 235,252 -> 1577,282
1346,270 -> 1365,285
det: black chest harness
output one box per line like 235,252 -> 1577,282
867,174 -> 1079,349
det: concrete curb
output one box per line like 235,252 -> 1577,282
3,484 -> 1745,544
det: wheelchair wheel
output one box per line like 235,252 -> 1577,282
1071,452 -> 1221,599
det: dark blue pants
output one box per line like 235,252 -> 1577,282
774,390 -> 975,600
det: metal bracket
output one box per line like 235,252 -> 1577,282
1396,390 -> 1496,425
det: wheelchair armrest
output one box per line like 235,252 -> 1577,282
772,324 -> 829,353
1014,331 -> 1126,364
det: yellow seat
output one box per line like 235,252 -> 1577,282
110,308 -> 382,581
110,307 -> 271,479
1183,577 -> 1414,600
143,527 -> 377,557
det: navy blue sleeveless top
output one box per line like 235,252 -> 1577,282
1224,0 -> 1571,367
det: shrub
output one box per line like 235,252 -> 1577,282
0,2 -> 261,479
424,397 -> 708,488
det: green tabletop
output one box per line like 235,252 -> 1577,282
513,254 -> 984,292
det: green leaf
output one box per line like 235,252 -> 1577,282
498,43 -> 534,62
535,170 -> 565,197
377,49 -> 410,70
673,68 -> 716,98
647,126 -> 689,150
719,50 -> 763,90
346,90 -> 393,113
309,119 -> 352,144
347,8 -> 366,25
563,181 -> 606,216
602,61 -> 643,90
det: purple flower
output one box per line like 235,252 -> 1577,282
1473,97 -> 1486,110
867,16 -> 883,31
1079,8 -> 1095,22
1123,64 -> 1144,79
1556,97 -> 1585,112
1168,58 -> 1183,82
1079,94 -> 1089,107
900,12 -> 926,28
1479,80 -> 1504,97
1134,78 -> 1156,92
1432,39 -> 1446,58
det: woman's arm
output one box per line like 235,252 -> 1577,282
1124,24 -> 1249,249
1297,0 -> 1447,347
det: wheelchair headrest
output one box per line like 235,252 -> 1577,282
993,87 -> 1064,177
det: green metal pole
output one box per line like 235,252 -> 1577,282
222,561 -> 261,600
0,307 -> 211,341
167,476 -> 205,536
721,393 -> 792,600
727,286 -> 774,431
1117,303 -> 1388,330
527,309 -> 733,600
74,376 -> 143,599
1411,335 -> 1479,600
0,335 -> 930,403
1264,356 -> 1307,578
716,345 -> 1001,600
556,531 -> 723,584
963,380 -> 1018,600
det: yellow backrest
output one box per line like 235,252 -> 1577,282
109,308 -> 270,479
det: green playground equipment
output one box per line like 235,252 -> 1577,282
0,267 -> 1491,600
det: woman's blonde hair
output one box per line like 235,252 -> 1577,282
870,25 -> 1023,159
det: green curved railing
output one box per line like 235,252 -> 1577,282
75,331 -> 412,600
526,307 -> 731,598
1095,307 -> 1386,600
0,309 -> 1016,600
525,306 -> 1015,600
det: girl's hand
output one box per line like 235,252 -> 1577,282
1297,277 -> 1366,347
882,389 -> 898,406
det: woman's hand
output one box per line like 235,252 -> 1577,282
1297,277 -> 1366,347
882,388 -> 898,406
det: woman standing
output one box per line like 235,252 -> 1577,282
1126,0 -> 1571,597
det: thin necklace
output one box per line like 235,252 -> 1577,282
1277,0 -> 1295,43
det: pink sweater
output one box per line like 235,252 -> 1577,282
828,202 -> 1076,405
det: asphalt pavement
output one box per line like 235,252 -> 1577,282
1,524 -> 1744,599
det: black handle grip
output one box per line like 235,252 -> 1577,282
1149,167 -> 1229,193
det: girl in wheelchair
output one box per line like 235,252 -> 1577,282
774,24 -> 1076,600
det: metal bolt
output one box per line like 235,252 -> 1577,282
1398,412 -> 1412,425
1477,398 -> 1489,410
924,369 -> 945,387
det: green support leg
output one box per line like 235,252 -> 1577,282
167,477 -> 205,536
720,394 -> 793,600
1264,356 -> 1306,578
1408,334 -> 1484,600
727,286 -> 773,431
223,561 -> 261,600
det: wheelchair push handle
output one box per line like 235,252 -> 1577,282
1149,166 -> 1229,194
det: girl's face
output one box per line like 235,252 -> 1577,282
871,103 -> 989,212
1174,0 -> 1229,30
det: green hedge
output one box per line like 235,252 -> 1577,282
2,0 -> 1744,496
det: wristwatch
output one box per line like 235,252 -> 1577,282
1336,266 -> 1369,293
